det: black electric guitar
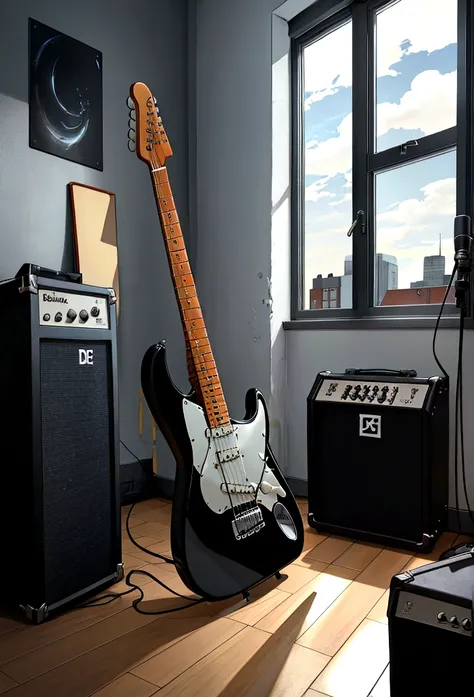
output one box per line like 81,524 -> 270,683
128,82 -> 304,601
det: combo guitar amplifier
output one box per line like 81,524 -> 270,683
307,368 -> 449,552
0,268 -> 122,623
388,553 -> 474,695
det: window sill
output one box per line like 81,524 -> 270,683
283,315 -> 468,330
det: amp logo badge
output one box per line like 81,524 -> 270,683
359,414 -> 381,439
78,349 -> 94,366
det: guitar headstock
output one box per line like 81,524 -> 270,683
127,82 -> 173,167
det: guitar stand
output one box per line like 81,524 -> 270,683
241,571 -> 284,603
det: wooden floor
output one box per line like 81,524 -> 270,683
0,498 -> 472,697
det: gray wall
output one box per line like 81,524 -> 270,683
193,0 -> 474,518
194,0 -> 277,421
0,0 -> 190,476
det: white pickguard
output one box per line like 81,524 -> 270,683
182,397 -> 285,515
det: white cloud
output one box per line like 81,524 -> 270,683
377,0 -> 457,78
305,175 -> 337,201
303,0 -> 456,107
329,193 -> 351,207
377,70 -> 456,138
304,21 -> 352,104
377,177 -> 456,247
305,113 -> 352,177
306,69 -> 456,179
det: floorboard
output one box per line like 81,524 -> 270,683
0,497 -> 460,696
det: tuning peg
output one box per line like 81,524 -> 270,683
128,119 -> 136,131
153,96 -> 157,104
128,140 -> 136,152
129,109 -> 136,121
127,97 -> 134,109
128,129 -> 136,142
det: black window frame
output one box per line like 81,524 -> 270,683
290,0 -> 474,324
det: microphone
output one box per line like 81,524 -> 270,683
454,214 -> 472,269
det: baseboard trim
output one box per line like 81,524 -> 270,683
286,476 -> 308,498
448,506 -> 474,535
120,458 -> 154,505
153,474 -> 175,498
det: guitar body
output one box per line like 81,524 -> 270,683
141,342 -> 304,600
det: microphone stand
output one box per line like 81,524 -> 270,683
439,215 -> 473,562
454,214 -> 473,310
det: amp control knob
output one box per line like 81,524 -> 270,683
43,313 -> 51,322
437,612 -> 447,623
67,309 -> 77,321
449,616 -> 459,627
90,306 -> 100,318
54,312 -> 62,322
461,618 -> 471,631
79,310 -> 89,322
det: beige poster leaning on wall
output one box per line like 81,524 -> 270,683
69,182 -> 120,318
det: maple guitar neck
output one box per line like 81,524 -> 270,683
150,165 -> 230,430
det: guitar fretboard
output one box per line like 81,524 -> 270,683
150,166 -> 230,429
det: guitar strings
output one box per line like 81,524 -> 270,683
150,153 -> 265,534
149,153 -> 243,525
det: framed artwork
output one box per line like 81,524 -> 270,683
29,18 -> 103,170
69,182 -> 120,317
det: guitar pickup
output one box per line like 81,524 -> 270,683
216,446 -> 240,464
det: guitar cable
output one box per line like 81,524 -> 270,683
75,442 -> 205,615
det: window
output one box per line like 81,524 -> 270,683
291,0 -> 472,321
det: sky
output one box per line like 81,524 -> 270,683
303,0 -> 458,307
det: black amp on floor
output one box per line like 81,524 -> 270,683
307,368 -> 449,553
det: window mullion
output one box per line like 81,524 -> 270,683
352,0 -> 371,315
368,127 -> 457,173
457,0 -> 474,316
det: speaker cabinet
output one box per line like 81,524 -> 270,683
0,273 -> 122,622
307,370 -> 449,553
388,554 -> 473,695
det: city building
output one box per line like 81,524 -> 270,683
374,254 -> 398,305
410,237 -> 450,288
309,273 -> 352,309
309,253 -> 398,309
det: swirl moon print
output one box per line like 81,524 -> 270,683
29,19 -> 103,170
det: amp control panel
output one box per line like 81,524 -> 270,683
38,289 -> 109,330
395,590 -> 472,637
315,378 -> 429,409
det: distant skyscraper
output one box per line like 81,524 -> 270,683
344,255 -> 352,276
423,255 -> 446,286
410,237 -> 446,288
374,254 -> 398,305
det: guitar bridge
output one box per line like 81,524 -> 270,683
232,507 -> 265,540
